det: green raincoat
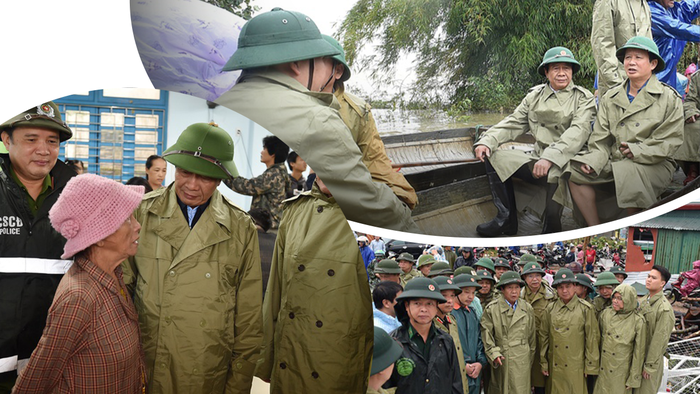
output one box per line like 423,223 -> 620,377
593,295 -> 613,319
591,0 -> 652,95
123,185 -> 263,394
435,314 -> 469,394
475,82 -> 596,184
677,70 -> 700,162
634,292 -> 675,394
215,69 -> 417,232
480,296 -> 537,394
520,282 -> 557,388
452,304 -> 487,394
568,75 -> 683,209
335,87 -> 418,210
257,185 -> 373,394
540,297 -> 600,394
594,285 -> 646,394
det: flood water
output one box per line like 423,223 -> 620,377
373,109 -> 507,136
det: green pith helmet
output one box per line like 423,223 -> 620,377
609,266 -> 628,279
428,261 -> 453,277
476,269 -> 496,283
494,258 -> 510,269
615,36 -> 666,72
521,262 -> 546,277
454,266 -> 477,276
518,254 -> 540,266
594,271 -> 620,287
162,122 -> 238,179
0,102 -> 73,142
433,276 -> 462,295
417,254 -> 437,268
475,257 -> 495,272
537,46 -> 581,76
222,7 -> 341,71
375,250 -> 386,258
631,281 -> 649,296
552,268 -> 577,287
372,327 -> 403,375
395,277 -> 447,303
496,271 -> 525,289
397,252 -> 415,263
575,273 -> 595,292
375,259 -> 402,275
322,34 -> 351,82
453,273 -> 482,289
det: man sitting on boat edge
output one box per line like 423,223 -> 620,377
474,46 -> 597,236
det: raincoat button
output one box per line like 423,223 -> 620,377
426,379 -> 430,383
565,346 -> 568,349
193,368 -> 198,374
169,270 -> 175,277
160,363 -> 166,368
327,269 -> 335,276
205,273 -> 211,278
289,312 -> 295,319
554,125 -> 558,130
312,372 -> 319,379
165,317 -> 171,324
236,362 -> 242,369
280,363 -> 287,369
298,265 -> 305,271
635,123 -> 639,127
620,122 -> 625,127
200,320 -> 206,327
540,123 -> 545,127
317,206 -> 323,213
316,320 -> 323,328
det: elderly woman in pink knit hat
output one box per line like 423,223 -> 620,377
12,174 -> 146,394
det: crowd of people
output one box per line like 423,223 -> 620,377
369,246 -> 676,394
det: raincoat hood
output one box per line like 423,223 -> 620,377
613,284 -> 637,314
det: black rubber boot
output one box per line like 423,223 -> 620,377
476,160 -> 518,237
541,183 -> 563,234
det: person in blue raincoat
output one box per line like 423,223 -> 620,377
452,273 -> 488,394
649,0 -> 700,94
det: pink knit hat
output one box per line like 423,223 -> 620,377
49,174 -> 145,259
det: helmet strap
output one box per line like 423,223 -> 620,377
307,58 -> 315,91
319,60 -> 338,92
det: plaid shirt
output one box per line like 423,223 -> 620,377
13,256 -> 145,393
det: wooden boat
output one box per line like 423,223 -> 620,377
381,127 -> 697,237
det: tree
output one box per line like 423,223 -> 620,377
338,0 -> 595,110
202,0 -> 259,20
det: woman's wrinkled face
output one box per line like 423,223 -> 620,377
612,292 -> 624,311
100,214 -> 141,258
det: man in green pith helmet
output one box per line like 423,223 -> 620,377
567,36 -> 683,226
368,327 -> 403,394
593,271 -> 620,318
476,269 -> 498,306
320,34 -> 418,211
427,261 -> 454,278
260,174 -> 372,394
475,257 -> 496,276
520,262 -> 557,394
0,102 -> 76,393
609,265 -> 628,283
433,276 -> 470,393
452,273 -> 488,394
398,252 -> 421,286
372,259 -> 403,291
215,8 -> 417,232
385,277 -> 463,394
417,254 -> 437,277
123,122 -> 262,394
575,273 -> 597,303
493,257 -> 511,281
540,269 -> 599,394
473,46 -> 596,236
481,271 -> 537,394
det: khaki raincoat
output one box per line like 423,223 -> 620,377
335,87 -> 418,209
123,185 -> 263,394
480,296 -> 537,394
592,0 -> 652,95
215,69 -> 417,232
475,82 -> 596,184
568,75 -> 684,209
594,285 -> 646,394
400,269 -> 422,287
593,295 -> 613,318
435,314 -> 469,394
520,282 -> 557,388
256,185 -> 372,394
634,292 -> 675,394
540,297 -> 600,394
678,70 -> 700,162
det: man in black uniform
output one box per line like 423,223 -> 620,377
0,102 -> 75,392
